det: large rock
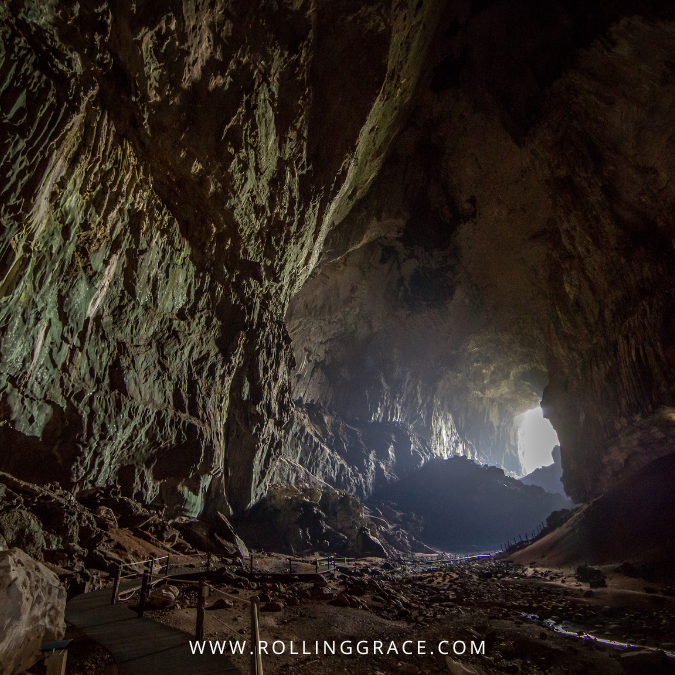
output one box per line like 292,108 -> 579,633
0,548 -> 66,675
147,585 -> 180,610
236,484 -> 393,557
0,509 -> 47,561
212,512 -> 249,559
172,517 -> 242,557
0,473 -> 103,563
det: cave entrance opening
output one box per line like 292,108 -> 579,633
515,406 -> 559,476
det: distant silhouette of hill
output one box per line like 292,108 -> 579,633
519,446 -> 572,499
371,455 -> 570,552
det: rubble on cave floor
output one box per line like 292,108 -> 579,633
146,553 -> 675,674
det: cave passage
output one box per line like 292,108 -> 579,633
516,407 -> 560,476
3,2 -> 675,673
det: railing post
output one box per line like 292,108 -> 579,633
250,597 -> 263,675
111,565 -> 122,605
196,576 -> 205,640
138,570 -> 150,617
44,649 -> 68,675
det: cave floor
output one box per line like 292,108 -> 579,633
140,553 -> 675,675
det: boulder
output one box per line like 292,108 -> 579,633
260,601 -> 284,612
576,565 -> 605,583
0,548 -> 66,675
328,593 -> 351,607
0,509 -> 46,561
309,587 -> 335,600
213,512 -> 249,558
147,584 -> 180,609
172,517 -> 238,556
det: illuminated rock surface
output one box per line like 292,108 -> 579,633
0,548 -> 66,675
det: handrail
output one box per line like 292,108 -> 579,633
114,569 -> 265,671
118,555 -> 169,570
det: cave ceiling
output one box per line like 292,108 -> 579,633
1,0 -> 674,515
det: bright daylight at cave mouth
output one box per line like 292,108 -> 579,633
516,407 -> 560,476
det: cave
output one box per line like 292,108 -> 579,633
1,1 -> 675,674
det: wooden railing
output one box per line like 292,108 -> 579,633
313,556 -> 354,573
111,553 -> 218,604
110,562 -> 265,674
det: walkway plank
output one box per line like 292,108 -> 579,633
66,588 -> 242,675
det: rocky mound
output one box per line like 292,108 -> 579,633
373,456 -> 570,552
510,452 -> 675,580
0,471 -> 251,597
234,483 -> 434,558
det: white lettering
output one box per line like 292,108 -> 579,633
402,641 -> 413,655
324,641 -> 336,655
259,641 -> 268,655
357,641 -> 368,655
438,641 -> 449,655
273,641 -> 285,655
471,641 -> 486,655
453,641 -> 466,655
189,641 -> 205,655
229,641 -> 246,655
387,641 -> 399,655
340,641 -> 352,655
374,641 -> 383,655
418,641 -> 426,655
210,641 -> 226,655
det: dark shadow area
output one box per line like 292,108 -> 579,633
372,455 -> 571,553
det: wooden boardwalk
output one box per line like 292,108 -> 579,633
66,587 -> 242,675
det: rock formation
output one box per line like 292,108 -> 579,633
272,401 -> 438,500
0,0 -> 675,521
0,547 -> 66,675
234,482 -> 432,558
511,451 -> 675,575
0,0 -> 444,515
372,456 -> 570,552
